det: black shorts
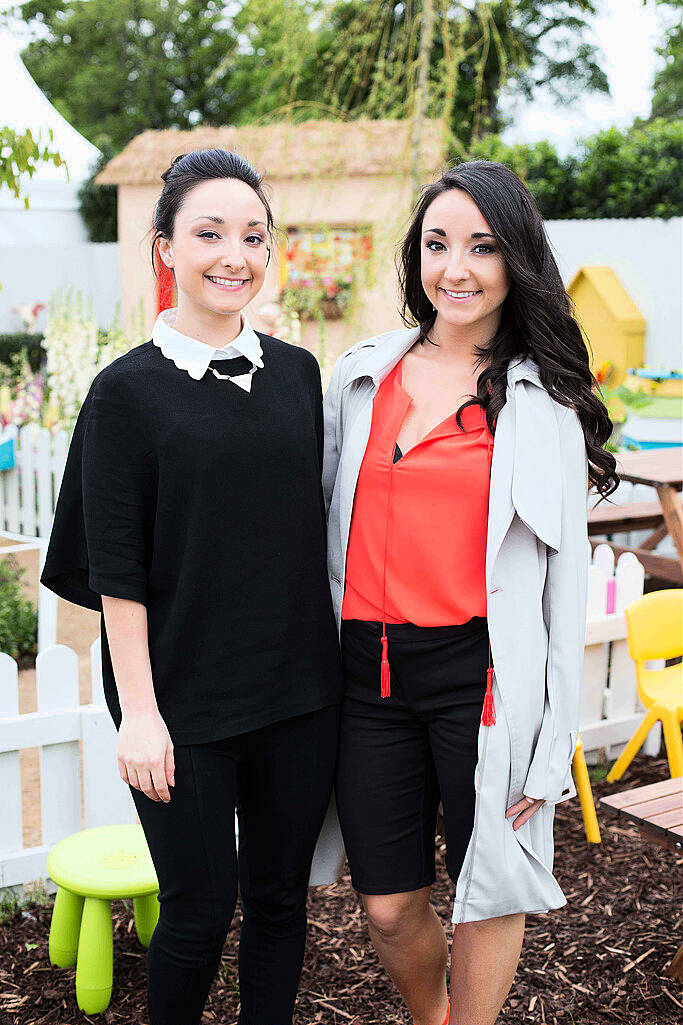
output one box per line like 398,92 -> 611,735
335,617 -> 490,896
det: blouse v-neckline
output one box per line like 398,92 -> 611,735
392,358 -> 484,458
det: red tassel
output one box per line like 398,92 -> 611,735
481,667 -> 496,725
380,634 -> 391,698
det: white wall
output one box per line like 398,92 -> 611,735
545,217 -> 683,370
0,243 -> 120,334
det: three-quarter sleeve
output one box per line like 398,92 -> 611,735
41,368 -> 156,611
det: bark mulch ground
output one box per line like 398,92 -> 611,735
1,751 -> 681,1025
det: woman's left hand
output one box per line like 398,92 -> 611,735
505,795 -> 546,830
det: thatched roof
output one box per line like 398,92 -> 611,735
95,119 -> 448,185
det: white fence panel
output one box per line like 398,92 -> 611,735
36,429 -> 53,539
0,654 -> 21,897
0,425 -> 70,538
0,642 -> 136,898
3,424 -> 20,534
37,646 -> 81,846
580,548 -> 662,763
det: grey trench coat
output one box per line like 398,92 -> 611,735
309,326 -> 590,923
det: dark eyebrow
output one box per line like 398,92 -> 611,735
422,227 -> 495,240
191,215 -> 266,228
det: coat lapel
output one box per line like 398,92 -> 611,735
506,359 -> 562,555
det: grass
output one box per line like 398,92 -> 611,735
0,879 -> 53,925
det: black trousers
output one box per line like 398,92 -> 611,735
336,618 -> 489,895
129,704 -> 340,1025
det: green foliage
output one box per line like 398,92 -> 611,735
651,20 -> 683,120
570,119 -> 683,220
0,891 -> 21,924
0,335 -> 44,377
6,1 -> 608,153
0,126 -> 64,208
77,138 -> 117,242
270,0 -> 608,148
5,0 -> 242,152
467,136 -> 577,217
463,120 -> 683,220
0,557 -> 38,665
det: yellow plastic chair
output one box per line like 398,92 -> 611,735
607,588 -> 683,782
47,823 -> 159,1014
572,736 -> 602,843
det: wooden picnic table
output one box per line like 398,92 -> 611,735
600,777 -> 683,982
588,447 -> 683,584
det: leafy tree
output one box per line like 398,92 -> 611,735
7,1 -> 608,153
77,138 -> 118,242
466,135 -> 577,218
287,0 -> 608,147
468,120 -> 682,220
570,118 -> 682,220
648,0 -> 683,120
4,0 -> 242,152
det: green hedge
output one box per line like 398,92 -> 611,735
464,118 -> 683,220
0,557 -> 38,666
0,334 -> 45,375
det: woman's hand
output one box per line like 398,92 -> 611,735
118,709 -> 175,803
505,795 -> 545,830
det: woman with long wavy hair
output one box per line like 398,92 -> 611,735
323,160 -> 617,1025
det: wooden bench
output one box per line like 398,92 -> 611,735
588,500 -> 665,537
600,777 -> 683,981
588,500 -> 681,584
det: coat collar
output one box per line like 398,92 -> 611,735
341,326 -> 544,391
342,326 -> 561,555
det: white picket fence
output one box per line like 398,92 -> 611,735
0,424 -> 69,538
0,641 -> 136,899
0,542 -> 668,898
579,543 -> 662,763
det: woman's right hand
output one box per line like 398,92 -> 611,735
118,709 -> 175,803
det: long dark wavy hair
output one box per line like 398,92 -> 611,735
397,160 -> 618,501
148,148 -> 277,278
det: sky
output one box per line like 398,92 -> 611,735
1,0 -> 673,158
500,0 -> 670,155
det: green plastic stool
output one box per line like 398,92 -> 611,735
47,823 -> 159,1014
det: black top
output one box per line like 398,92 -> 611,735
41,334 -> 343,744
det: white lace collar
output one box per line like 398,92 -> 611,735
151,307 -> 264,389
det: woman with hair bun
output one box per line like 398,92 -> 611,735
323,160 -> 618,1025
41,148 -> 343,1025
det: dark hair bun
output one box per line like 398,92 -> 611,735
160,154 -> 188,183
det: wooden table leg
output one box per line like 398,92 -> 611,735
657,484 -> 683,569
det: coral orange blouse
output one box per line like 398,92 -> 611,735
342,358 -> 496,722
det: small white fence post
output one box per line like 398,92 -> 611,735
37,646 -> 81,848
0,653 -> 23,899
580,547 -> 663,762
